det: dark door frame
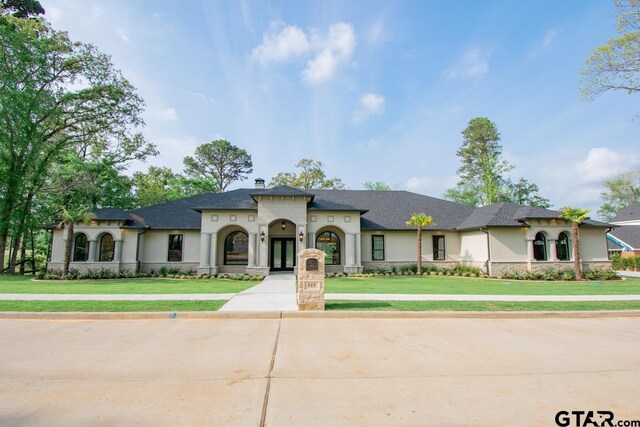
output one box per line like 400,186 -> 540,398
270,238 -> 296,271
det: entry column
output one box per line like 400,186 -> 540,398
197,232 -> 212,276
248,233 -> 257,266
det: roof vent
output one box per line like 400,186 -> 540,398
254,178 -> 265,189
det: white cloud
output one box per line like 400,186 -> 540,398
367,15 -> 391,45
116,27 -> 130,42
250,24 -> 310,65
541,29 -> 558,48
303,22 -> 356,84
46,6 -> 64,24
146,106 -> 178,121
576,147 -> 636,184
444,46 -> 491,80
353,93 -> 385,122
405,175 -> 458,195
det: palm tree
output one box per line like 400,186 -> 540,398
559,207 -> 590,280
57,208 -> 94,277
406,212 -> 433,274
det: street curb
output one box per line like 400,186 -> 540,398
1,310 -> 640,320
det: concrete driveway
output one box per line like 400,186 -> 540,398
1,316 -> 639,426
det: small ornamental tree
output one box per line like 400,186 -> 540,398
58,208 -> 93,277
406,213 -> 433,274
559,207 -> 590,280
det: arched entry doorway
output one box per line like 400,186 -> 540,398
269,219 -> 296,272
269,219 -> 296,271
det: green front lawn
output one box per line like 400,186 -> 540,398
0,300 -> 227,312
326,300 -> 640,311
325,275 -> 640,295
0,275 -> 255,294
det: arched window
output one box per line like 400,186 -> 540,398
556,232 -> 570,261
224,231 -> 248,265
316,231 -> 340,265
72,233 -> 89,262
99,234 -> 115,262
533,232 -> 547,261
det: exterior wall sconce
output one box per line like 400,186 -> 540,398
281,220 -> 286,230
298,231 -> 304,242
260,231 -> 265,242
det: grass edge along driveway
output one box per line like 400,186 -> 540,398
0,300 -> 228,312
325,275 -> 640,296
326,300 -> 640,311
0,275 -> 256,294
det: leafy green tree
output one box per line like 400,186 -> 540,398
598,169 -> 640,221
183,140 -> 253,192
363,181 -> 391,191
0,0 -> 44,18
559,207 -> 590,280
405,213 -> 433,274
445,117 -> 549,207
269,159 -> 345,189
132,166 -> 217,207
581,1 -> 640,112
0,14 -> 151,270
504,178 -> 551,208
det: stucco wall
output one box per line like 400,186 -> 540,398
200,210 -> 259,234
360,230 -> 460,262
459,230 -> 488,262
141,230 -> 201,263
579,228 -> 610,261
307,211 -> 361,235
489,228 -> 528,261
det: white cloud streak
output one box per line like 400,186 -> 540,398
303,22 -> 356,84
444,46 -> 491,80
250,21 -> 356,84
250,24 -> 309,65
353,93 -> 385,122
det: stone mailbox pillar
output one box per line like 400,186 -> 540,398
296,248 -> 326,311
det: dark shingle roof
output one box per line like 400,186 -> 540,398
611,203 -> 640,223
307,190 -> 474,230
608,225 -> 640,249
250,185 -> 314,198
92,208 -> 132,221
132,189 -> 258,229
83,188 -> 613,231
456,202 -> 611,230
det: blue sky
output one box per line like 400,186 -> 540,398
46,0 -> 638,218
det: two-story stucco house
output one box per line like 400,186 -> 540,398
47,179 -> 613,277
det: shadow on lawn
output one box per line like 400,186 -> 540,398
325,301 -> 393,310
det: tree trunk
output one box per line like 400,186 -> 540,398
8,232 -> 21,274
19,234 -> 27,274
30,229 -> 36,273
417,226 -> 423,274
63,222 -> 74,277
572,222 -> 583,280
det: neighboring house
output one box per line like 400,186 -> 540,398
47,179 -> 613,277
607,203 -> 640,256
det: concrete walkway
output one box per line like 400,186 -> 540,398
617,270 -> 640,278
218,273 -> 298,311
